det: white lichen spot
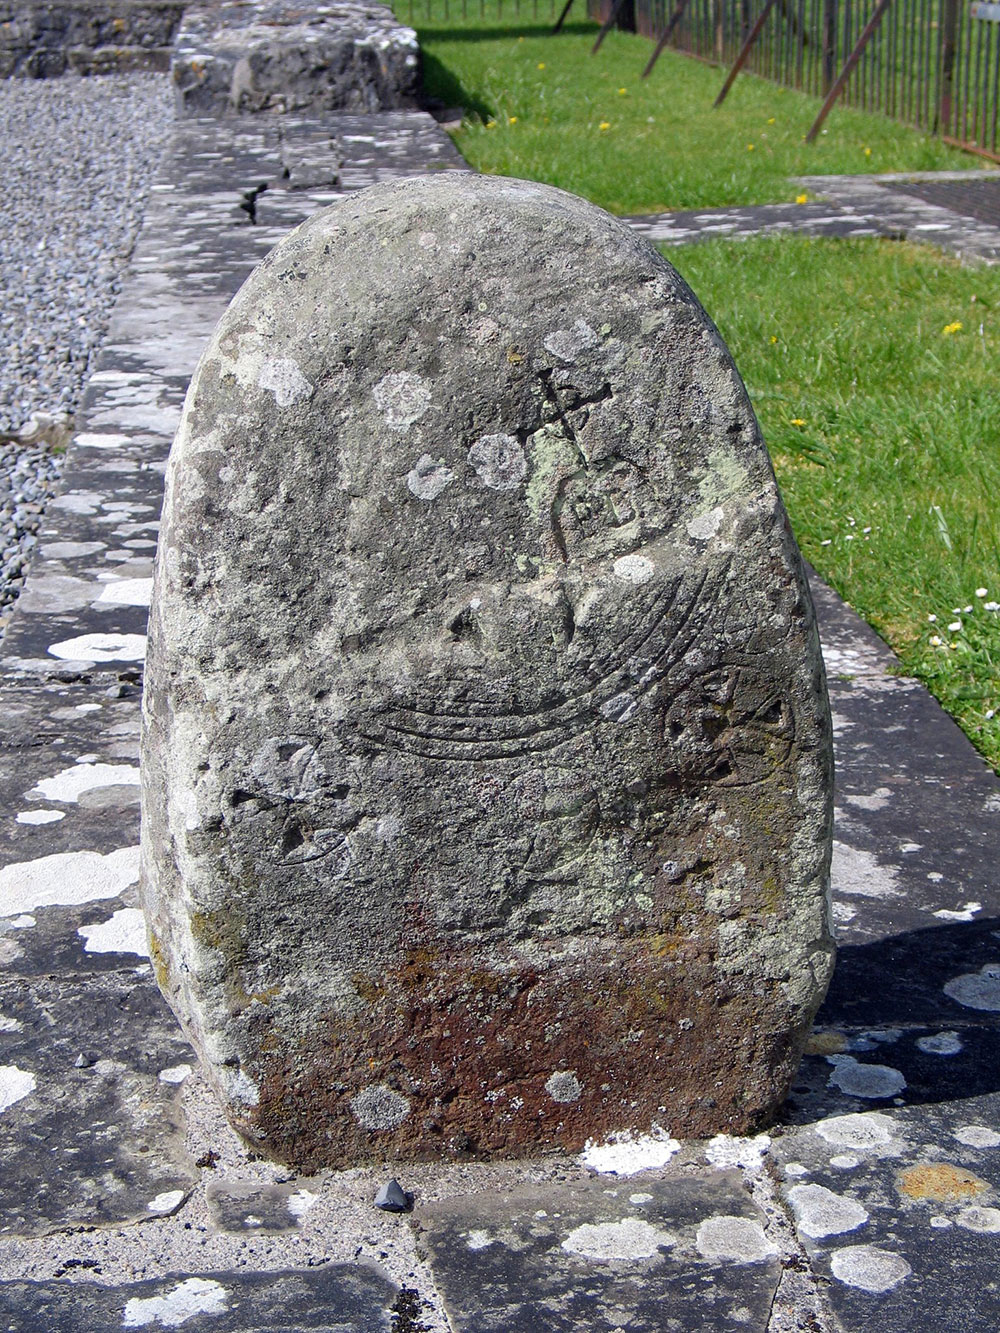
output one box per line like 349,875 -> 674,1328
257,357 -> 313,408
916,1030 -> 962,1055
350,1083 -> 411,1130
830,1246 -> 911,1293
0,846 -> 140,916
0,1015 -> 23,1033
844,787 -> 893,811
0,1066 -> 36,1112
629,1193 -> 654,1204
944,963 -> 1000,1011
930,1215 -> 952,1228
29,762 -> 140,804
158,1064 -> 193,1085
933,901 -> 982,922
956,1206 -> 1000,1233
613,553 -> 655,585
788,1184 -> 869,1239
543,320 -> 599,363
826,1056 -> 906,1099
705,1134 -> 771,1173
561,1217 -> 674,1261
374,371 -> 431,429
78,908 -> 149,957
784,1163 -> 809,1178
545,1070 -> 583,1103
146,1190 -> 186,1216
598,692 -> 638,724
219,1067 -> 259,1109
287,1189 -> 319,1219
15,810 -> 65,825
695,1216 -> 778,1264
466,1229 -> 493,1250
815,1112 -> 895,1150
96,578 -> 153,607
954,1125 -> 1000,1149
468,433 -> 528,490
831,841 -> 901,899
122,1277 -> 228,1327
48,633 -> 147,663
830,1154 -> 860,1170
406,453 -> 454,501
686,506 -> 724,542
580,1128 -> 681,1175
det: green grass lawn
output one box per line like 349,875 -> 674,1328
406,7 -> 982,212
398,5 -> 1000,769
669,235 -> 1000,767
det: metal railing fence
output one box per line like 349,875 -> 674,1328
592,0 -> 1000,158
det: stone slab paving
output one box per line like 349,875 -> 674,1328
0,1265 -> 398,1330
2,102 -> 1000,1329
415,1172 -> 785,1332
629,168 -> 1000,263
800,170 -> 1000,263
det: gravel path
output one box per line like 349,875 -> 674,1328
0,72 -> 173,630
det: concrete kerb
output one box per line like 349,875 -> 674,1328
2,22 -> 1000,1333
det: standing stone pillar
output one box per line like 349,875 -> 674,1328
141,174 -> 834,1170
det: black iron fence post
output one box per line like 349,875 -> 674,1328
939,0 -> 960,132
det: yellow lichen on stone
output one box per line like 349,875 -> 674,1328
805,1029 -> 847,1055
898,1163 -> 989,1201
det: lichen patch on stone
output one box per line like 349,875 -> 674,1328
695,1216 -> 777,1264
122,1277 -> 228,1327
561,1217 -> 674,1261
898,1163 -> 989,1202
349,1083 -> 411,1130
829,1246 -> 911,1293
788,1183 -> 869,1239
0,1066 -> 36,1113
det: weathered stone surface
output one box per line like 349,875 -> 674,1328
0,0 -> 181,78
141,173 -> 833,1169
0,971 -> 195,1236
0,1266 -> 398,1331
172,0 -> 420,118
414,1171 -> 782,1332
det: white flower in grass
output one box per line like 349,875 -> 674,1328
928,614 -> 937,623
985,602 -> 999,612
929,636 -> 943,647
948,621 -> 962,633
976,588 -> 988,598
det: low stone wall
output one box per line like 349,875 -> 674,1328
171,0 -> 420,116
0,0 -> 181,76
2,0 -> 420,117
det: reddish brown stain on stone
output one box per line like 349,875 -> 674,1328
234,936 -> 809,1171
898,1163 -> 989,1201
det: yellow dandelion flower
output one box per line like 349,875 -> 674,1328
790,418 -> 806,426
599,121 -> 611,131
770,335 -> 778,344
767,117 -> 776,124
537,62 -> 546,70
486,120 -> 496,129
747,143 -> 755,151
509,116 -> 518,125
943,321 -> 963,336
864,146 -> 872,156
618,87 -> 627,94
795,192 -> 808,204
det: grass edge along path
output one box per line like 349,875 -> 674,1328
408,11 -> 986,213
668,234 -> 1000,773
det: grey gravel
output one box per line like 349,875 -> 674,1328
0,71 -> 173,630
